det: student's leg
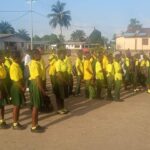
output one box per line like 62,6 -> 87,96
69,74 -> 73,95
13,105 -> 20,124
107,76 -> 113,99
96,80 -> 100,98
0,106 -> 4,121
114,80 -> 121,100
85,80 -> 89,98
75,75 -> 81,95
32,107 -> 38,127
89,82 -> 96,99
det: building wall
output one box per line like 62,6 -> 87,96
66,44 -> 82,50
116,37 -> 150,51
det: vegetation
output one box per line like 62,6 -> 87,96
47,0 -> 71,37
0,21 -> 15,34
70,30 -> 86,42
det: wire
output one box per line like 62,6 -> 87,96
9,12 -> 30,22
33,11 -> 47,18
0,10 -> 29,13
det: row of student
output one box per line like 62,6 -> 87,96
48,49 -> 150,102
0,50 -> 48,133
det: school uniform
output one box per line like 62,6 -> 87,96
48,54 -> 57,93
133,59 -> 139,90
55,59 -> 67,110
113,61 -> 122,100
40,57 -> 46,89
0,64 -> 8,108
106,63 -> 114,99
146,60 -> 150,92
28,60 -> 43,108
75,57 -> 83,96
83,59 -> 96,99
65,56 -> 73,95
10,62 -> 24,106
95,61 -> 104,99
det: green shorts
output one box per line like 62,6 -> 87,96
29,80 -> 43,108
11,82 -> 24,106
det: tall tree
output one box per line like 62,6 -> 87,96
0,21 -> 15,34
88,28 -> 102,43
17,29 -> 30,40
70,30 -> 86,41
47,0 -> 71,36
41,34 -> 60,44
33,35 -> 41,41
127,18 -> 142,33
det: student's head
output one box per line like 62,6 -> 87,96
98,52 -> 103,61
108,54 -> 113,63
77,50 -> 83,59
11,51 -> 22,63
66,49 -> 71,57
57,50 -> 65,60
31,49 -> 41,61
115,54 -> 121,61
0,51 -> 4,64
85,52 -> 91,60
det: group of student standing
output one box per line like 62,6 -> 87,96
0,48 -> 150,133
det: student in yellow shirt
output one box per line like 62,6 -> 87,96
113,54 -> 123,101
28,49 -> 46,133
95,53 -> 104,99
10,51 -> 25,130
65,50 -> 73,95
83,52 -> 96,99
0,52 -> 9,129
75,50 -> 83,96
139,55 -> 147,88
55,50 -> 69,115
106,54 -> 114,100
145,56 -> 150,93
47,49 -> 57,93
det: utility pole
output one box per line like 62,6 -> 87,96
30,0 -> 33,50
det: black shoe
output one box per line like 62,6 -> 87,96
31,125 -> 45,133
57,109 -> 69,115
12,123 -> 26,130
0,122 -> 10,129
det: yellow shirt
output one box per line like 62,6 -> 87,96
28,60 -> 41,80
83,60 -> 93,80
10,62 -> 23,82
0,64 -> 7,79
125,57 -> 130,67
75,58 -> 83,76
102,55 -> 108,70
113,61 -> 122,80
39,58 -> 46,81
48,54 -> 57,76
146,60 -> 150,67
140,60 -> 146,67
4,57 -> 11,69
55,59 -> 67,73
106,63 -> 114,77
64,56 -> 72,74
95,61 -> 104,80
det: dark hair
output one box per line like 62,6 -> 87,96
11,50 -> 21,60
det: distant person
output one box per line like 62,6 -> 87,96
75,50 -> 83,96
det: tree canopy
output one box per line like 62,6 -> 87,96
0,21 -> 15,34
47,0 -> 71,36
70,30 -> 86,41
127,18 -> 142,33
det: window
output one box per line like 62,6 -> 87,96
142,39 -> 148,45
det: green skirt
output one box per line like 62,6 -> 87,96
0,80 -> 7,108
11,82 -> 24,106
29,80 -> 43,108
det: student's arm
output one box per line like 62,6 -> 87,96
36,76 -> 46,96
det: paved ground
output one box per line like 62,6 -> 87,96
0,88 -> 150,150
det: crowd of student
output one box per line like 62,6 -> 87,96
0,48 -> 150,133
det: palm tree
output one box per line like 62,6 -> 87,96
47,0 -> 71,36
70,30 -> 86,41
17,29 -> 30,40
0,21 -> 15,34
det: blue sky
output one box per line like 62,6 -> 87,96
1,0 -> 150,40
